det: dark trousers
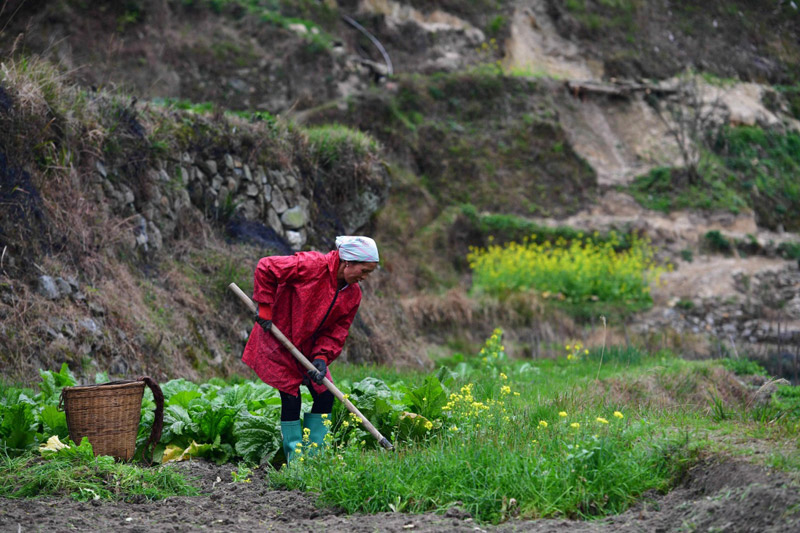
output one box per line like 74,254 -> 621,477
279,386 -> 334,421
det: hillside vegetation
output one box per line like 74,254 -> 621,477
1,1 -> 800,531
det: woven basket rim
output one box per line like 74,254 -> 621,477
62,380 -> 145,393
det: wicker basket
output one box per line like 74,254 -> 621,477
59,377 -> 163,462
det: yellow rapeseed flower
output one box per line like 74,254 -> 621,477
596,417 -> 609,424
499,372 -> 508,380
613,411 -> 624,419
500,385 -> 511,395
559,411 -> 567,417
570,422 -> 580,429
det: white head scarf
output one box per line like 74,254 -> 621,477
335,236 -> 379,263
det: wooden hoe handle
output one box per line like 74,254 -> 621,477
228,283 -> 394,451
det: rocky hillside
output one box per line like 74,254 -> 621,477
0,56 -> 390,382
2,0 -> 800,383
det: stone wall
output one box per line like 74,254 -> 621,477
92,149 -> 387,255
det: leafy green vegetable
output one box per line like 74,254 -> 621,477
233,409 -> 281,464
39,405 -> 69,439
1,403 -> 36,451
404,376 -> 448,420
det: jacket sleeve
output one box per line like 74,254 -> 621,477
310,302 -> 359,365
252,254 -> 317,305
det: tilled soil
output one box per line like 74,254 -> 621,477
1,456 -> 798,533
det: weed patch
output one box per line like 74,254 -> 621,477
0,438 -> 196,501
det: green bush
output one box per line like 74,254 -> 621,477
704,230 -> 733,255
720,358 -> 768,377
777,241 -> 800,260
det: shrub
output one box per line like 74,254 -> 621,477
704,230 -> 733,255
304,124 -> 380,167
720,358 -> 768,377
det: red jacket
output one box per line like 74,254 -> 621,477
241,250 -> 361,395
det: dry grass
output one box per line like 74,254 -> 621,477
593,365 -> 750,414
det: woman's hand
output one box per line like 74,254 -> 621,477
308,358 -> 327,384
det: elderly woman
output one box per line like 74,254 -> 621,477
241,236 -> 379,462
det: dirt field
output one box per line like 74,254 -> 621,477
1,456 -> 797,533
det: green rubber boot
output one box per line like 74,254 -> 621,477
303,413 -> 329,456
280,420 -> 303,463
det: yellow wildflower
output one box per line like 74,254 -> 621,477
538,420 -> 548,428
499,372 -> 508,380
613,411 -> 624,419
342,420 -> 349,427
321,414 -> 328,419
500,385 -> 511,395
424,421 -> 433,430
559,411 -> 567,417
596,417 -> 609,424
570,422 -> 580,429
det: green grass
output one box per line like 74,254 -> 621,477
0,438 -> 196,501
627,126 -> 800,231
626,165 -> 749,214
715,126 -> 800,230
271,336 -> 800,524
459,204 -> 638,249
304,124 -> 381,167
719,358 -> 768,377
271,339 -> 699,522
